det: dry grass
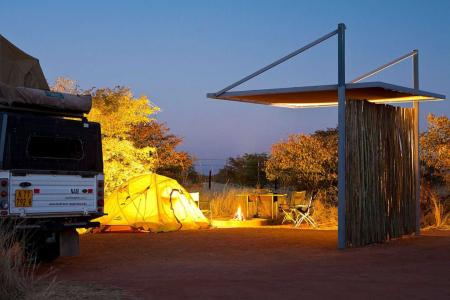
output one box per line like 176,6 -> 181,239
48,283 -> 123,300
204,185 -> 257,218
201,184 -> 338,227
0,222 -> 56,300
311,199 -> 338,228
426,187 -> 450,229
420,184 -> 450,229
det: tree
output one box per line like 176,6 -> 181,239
265,128 -> 338,203
420,114 -> 450,227
130,121 -> 196,183
215,153 -> 269,188
420,114 -> 450,187
86,87 -> 160,194
51,77 -> 160,194
51,77 -> 197,190
50,76 -> 81,94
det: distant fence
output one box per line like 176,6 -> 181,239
345,100 -> 417,246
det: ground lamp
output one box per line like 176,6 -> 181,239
207,24 -> 446,248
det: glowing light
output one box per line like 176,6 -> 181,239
271,96 -> 443,109
233,205 -> 245,221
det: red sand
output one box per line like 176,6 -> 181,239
48,228 -> 450,299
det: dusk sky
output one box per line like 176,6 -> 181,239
1,0 -> 449,172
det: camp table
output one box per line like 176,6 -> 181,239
237,193 -> 287,220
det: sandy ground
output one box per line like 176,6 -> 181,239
45,228 -> 450,299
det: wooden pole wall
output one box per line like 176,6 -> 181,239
345,100 -> 417,247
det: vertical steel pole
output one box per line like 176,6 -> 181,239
413,50 -> 420,235
337,23 -> 346,249
208,170 -> 212,190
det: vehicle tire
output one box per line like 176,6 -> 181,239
39,238 -> 60,262
26,231 -> 60,262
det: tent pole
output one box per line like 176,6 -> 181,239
337,23 -> 346,249
413,50 -> 420,235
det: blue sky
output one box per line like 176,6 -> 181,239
1,0 -> 449,172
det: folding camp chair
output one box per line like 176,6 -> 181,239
190,192 -> 213,221
279,202 -> 296,224
293,193 -> 317,228
278,191 -> 304,224
291,191 -> 306,207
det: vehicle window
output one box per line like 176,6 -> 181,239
27,136 -> 84,160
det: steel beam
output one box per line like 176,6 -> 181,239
350,50 -> 417,83
214,28 -> 339,96
337,23 -> 346,249
413,50 -> 420,235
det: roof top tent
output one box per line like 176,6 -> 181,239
207,24 -> 446,248
0,34 -> 49,90
0,34 -> 91,118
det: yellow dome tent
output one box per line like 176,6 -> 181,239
96,173 -> 209,232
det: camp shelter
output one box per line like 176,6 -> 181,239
207,24 -> 446,248
97,173 -> 209,233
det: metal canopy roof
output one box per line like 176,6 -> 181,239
207,81 -> 446,108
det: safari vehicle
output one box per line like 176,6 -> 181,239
0,94 -> 104,261
0,34 -> 104,261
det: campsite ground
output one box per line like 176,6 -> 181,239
45,228 -> 450,299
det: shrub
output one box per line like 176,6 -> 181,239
421,184 -> 450,228
311,196 -> 338,228
0,222 -> 55,300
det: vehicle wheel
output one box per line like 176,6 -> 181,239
26,231 -> 60,262
39,237 -> 60,262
